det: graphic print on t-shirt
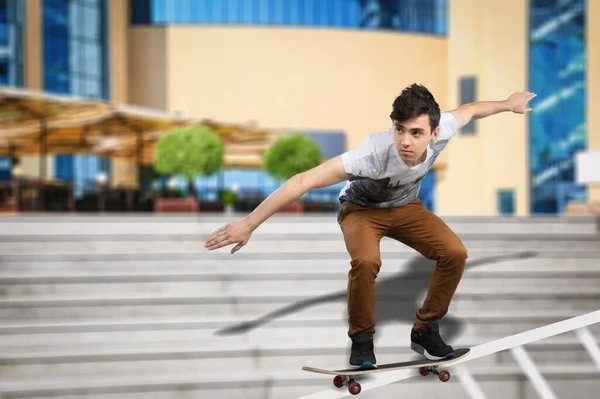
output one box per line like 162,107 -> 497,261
339,112 -> 458,208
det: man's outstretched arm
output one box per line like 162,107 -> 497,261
449,90 -> 537,129
204,155 -> 348,253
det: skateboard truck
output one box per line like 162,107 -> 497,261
332,375 -> 362,395
418,365 -> 451,382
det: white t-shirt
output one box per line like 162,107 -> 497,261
338,112 -> 458,208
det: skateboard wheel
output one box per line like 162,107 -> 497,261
348,381 -> 361,395
419,367 -> 429,377
439,370 -> 450,382
333,375 -> 344,388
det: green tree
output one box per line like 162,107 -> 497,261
263,133 -> 322,181
154,125 -> 224,196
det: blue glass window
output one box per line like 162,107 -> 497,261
43,0 -> 107,98
0,59 -> 7,84
528,0 -> 586,214
0,0 -> 8,47
497,189 -> 515,215
43,0 -> 109,196
419,170 -> 436,212
0,156 -> 11,182
459,76 -> 476,134
0,0 -> 23,87
130,0 -> 447,35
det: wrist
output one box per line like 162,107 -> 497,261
502,99 -> 514,112
244,214 -> 260,231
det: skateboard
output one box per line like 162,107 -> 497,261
302,348 -> 470,396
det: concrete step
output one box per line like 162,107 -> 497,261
0,325 -> 598,367
0,331 -> 597,382
1,291 -> 597,322
1,231 -> 598,242
1,235 -> 599,256
0,364 -> 598,399
2,310 -> 599,349
2,275 -> 599,297
2,248 -> 599,263
1,214 -> 597,235
2,310 -> 594,347
1,253 -> 599,277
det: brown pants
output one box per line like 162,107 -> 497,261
337,199 -> 467,338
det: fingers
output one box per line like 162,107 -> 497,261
204,235 -> 231,250
204,226 -> 230,250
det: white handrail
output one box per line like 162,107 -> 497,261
511,346 -> 557,399
576,326 -> 600,371
455,365 -> 488,399
297,310 -> 600,399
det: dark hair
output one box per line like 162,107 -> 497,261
389,83 -> 440,131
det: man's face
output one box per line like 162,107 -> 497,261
392,114 -> 438,166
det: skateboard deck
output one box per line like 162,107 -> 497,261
302,348 -> 470,396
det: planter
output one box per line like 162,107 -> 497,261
154,197 -> 199,213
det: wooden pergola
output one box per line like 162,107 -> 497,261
0,86 -> 280,180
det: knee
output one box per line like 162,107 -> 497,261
350,254 -> 382,276
438,244 -> 467,268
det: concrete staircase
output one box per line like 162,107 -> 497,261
0,214 -> 599,399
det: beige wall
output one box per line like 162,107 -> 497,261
19,156 -> 54,180
128,26 -> 447,153
439,0 -> 528,216
587,0 -> 600,202
128,27 -> 168,111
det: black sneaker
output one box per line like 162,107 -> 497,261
349,332 -> 377,368
410,322 -> 455,360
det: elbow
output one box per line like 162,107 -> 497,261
288,172 -> 311,193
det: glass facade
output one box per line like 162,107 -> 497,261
0,0 -> 23,87
43,0 -> 110,196
528,0 -> 587,214
0,0 -> 23,182
130,0 -> 447,35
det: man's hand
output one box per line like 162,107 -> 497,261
450,90 -> 537,128
505,90 -> 537,114
203,156 -> 348,255
204,217 -> 254,254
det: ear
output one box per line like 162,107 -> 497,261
431,127 -> 439,142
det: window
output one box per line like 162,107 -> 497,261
130,0 -> 448,35
0,59 -> 7,84
0,0 -> 8,47
529,0 -> 586,214
302,131 -> 346,159
43,0 -> 107,98
459,76 -> 476,134
0,0 -> 23,87
497,189 -> 515,215
43,0 -> 109,196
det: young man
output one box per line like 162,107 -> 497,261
204,84 -> 536,367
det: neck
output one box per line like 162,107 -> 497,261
404,150 -> 427,167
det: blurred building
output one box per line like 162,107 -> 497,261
0,0 -> 597,215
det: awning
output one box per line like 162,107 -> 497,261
0,86 -> 279,175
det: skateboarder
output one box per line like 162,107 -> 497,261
204,83 -> 536,367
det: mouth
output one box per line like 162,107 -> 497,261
400,150 -> 413,155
